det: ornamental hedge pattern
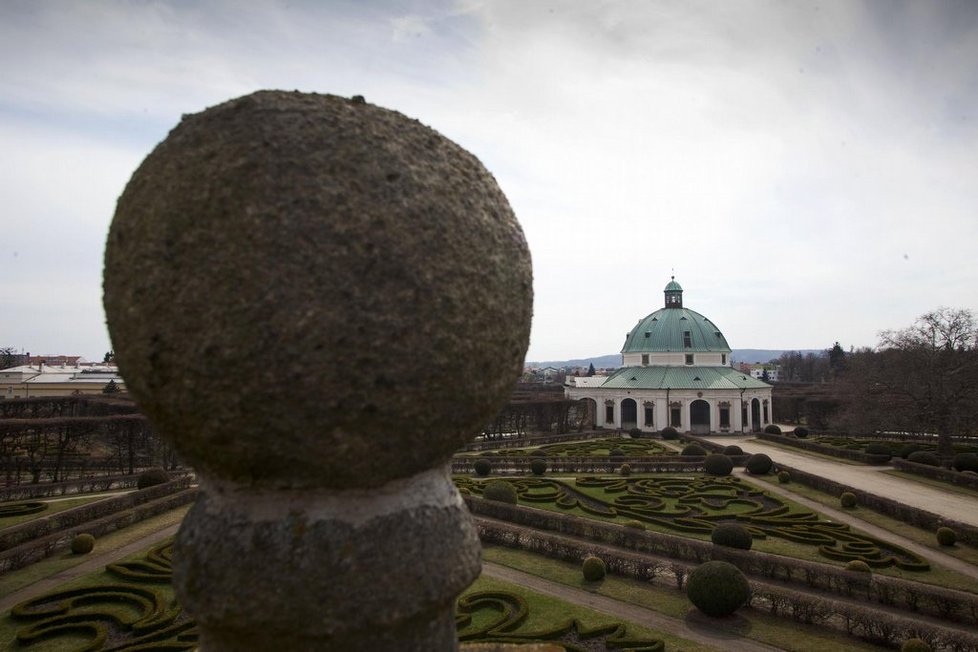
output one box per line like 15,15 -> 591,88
7,537 -> 666,651
456,475 -> 929,570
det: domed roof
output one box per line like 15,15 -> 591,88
621,279 -> 731,354
622,307 -> 731,354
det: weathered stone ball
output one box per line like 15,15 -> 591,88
104,91 -> 532,490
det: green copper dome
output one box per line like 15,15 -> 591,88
622,278 -> 731,354
622,307 -> 731,354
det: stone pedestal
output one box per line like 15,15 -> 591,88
103,91 -> 532,650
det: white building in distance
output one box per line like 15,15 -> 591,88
565,278 -> 773,433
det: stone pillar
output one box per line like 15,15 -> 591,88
103,91 -> 532,651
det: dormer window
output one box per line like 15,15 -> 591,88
641,354 -> 649,365
685,354 -> 694,365
683,331 -> 692,348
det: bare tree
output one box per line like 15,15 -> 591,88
841,308 -> 978,455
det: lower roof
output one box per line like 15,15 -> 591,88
598,366 -> 771,390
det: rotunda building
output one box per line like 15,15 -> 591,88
565,278 -> 773,433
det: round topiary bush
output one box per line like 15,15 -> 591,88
711,523 -> 752,550
745,453 -> 773,475
681,444 -> 707,457
686,560 -> 751,617
619,463 -> 632,477
793,426 -> 809,438
777,470 -> 791,484
937,526 -> 957,546
722,445 -> 743,456
660,426 -> 679,440
483,480 -> 517,504
473,459 -> 492,477
628,427 -> 643,437
609,448 -> 626,458
898,444 -> 923,459
845,560 -> 872,573
71,533 -> 95,555
901,637 -> 933,652
763,424 -> 782,435
907,451 -> 941,467
623,519 -> 645,530
864,443 -> 892,458
703,454 -> 733,476
840,491 -> 857,508
137,468 -> 169,489
529,458 -> 547,476
582,555 -> 606,581
952,452 -> 978,473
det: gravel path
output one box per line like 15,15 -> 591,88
702,435 -> 978,529
482,560 -> 781,652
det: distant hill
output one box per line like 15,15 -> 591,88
527,349 -> 822,369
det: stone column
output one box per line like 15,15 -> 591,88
103,91 -> 532,651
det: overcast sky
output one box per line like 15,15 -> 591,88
1,0 -> 976,364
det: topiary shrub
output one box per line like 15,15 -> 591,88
763,424 -> 782,435
722,445 -> 743,456
619,463 -> 632,477
907,451 -> 940,467
952,452 -> 978,473
840,491 -> 857,508
681,444 -> 707,457
686,560 -> 751,617
582,555 -> 606,581
711,523 -> 752,550
777,470 -> 791,484
623,519 -> 645,530
898,444 -> 923,459
529,458 -> 547,476
864,443 -> 892,459
660,426 -> 679,440
473,459 -> 492,477
137,468 -> 169,489
845,560 -> 871,573
628,427 -> 643,437
483,480 -> 517,504
901,638 -> 933,652
745,453 -> 773,475
703,454 -> 733,476
609,448 -> 626,458
937,526 -> 957,546
71,533 -> 95,555
793,426 -> 809,438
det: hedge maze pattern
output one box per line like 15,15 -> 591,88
813,436 -> 978,455
0,501 -> 48,519
456,590 -> 664,651
7,538 -> 662,651
475,437 -> 673,458
10,540 -> 198,651
456,475 -> 930,571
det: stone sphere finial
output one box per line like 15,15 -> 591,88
103,91 -> 532,650
104,90 -> 532,490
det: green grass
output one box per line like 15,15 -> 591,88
746,438 -> 864,465
482,545 -> 883,652
0,505 -> 189,599
466,574 -> 705,651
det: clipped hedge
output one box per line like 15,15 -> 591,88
936,527 -> 956,547
681,444 -> 707,457
906,451 -> 940,467
703,454 -> 733,477
529,458 -> 547,476
582,555 -> 606,581
745,453 -> 773,475
687,560 -> 750,616
711,523 -> 752,550
70,533 -> 95,555
764,424 -> 782,435
660,427 -> 680,440
483,480 -> 517,504
136,468 -> 169,490
473,459 -> 492,477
